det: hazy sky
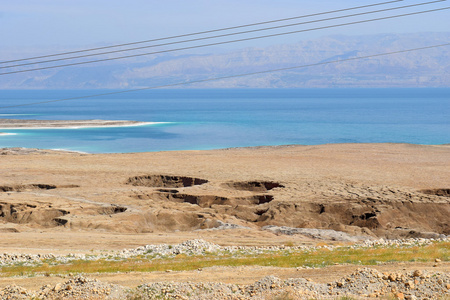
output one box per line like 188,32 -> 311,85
1,0 -> 449,53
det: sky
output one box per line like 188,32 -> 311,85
1,0 -> 449,55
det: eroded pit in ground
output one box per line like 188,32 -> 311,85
247,199 -> 450,238
0,201 -> 127,228
98,205 -> 127,215
129,187 -> 450,238
135,192 -> 274,208
420,188 -> 450,197
0,184 -> 79,192
0,202 -> 70,227
223,181 -> 284,192
127,175 -> 208,188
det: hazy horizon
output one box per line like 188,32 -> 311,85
1,32 -> 449,89
2,1 -> 449,50
1,1 -> 449,89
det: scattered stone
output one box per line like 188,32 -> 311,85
129,268 -> 450,300
1,237 -> 448,267
53,283 -> 62,292
405,280 -> 414,289
389,274 -> 397,282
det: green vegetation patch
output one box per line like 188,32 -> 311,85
0,241 -> 448,277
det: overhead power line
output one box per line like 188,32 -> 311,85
0,0 -> 444,70
1,5 -> 449,76
1,43 -> 448,109
0,0 -> 403,65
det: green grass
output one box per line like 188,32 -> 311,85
0,241 -> 448,277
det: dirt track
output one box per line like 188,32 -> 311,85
1,263 -> 449,290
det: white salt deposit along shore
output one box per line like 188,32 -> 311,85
0,119 -> 154,129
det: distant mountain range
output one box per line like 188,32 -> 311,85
2,32 -> 450,89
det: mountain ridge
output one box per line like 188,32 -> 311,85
2,32 -> 450,89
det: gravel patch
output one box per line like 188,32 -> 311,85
1,268 -> 449,299
0,275 -> 126,300
120,268 -> 450,299
0,238 -> 448,299
1,238 -> 448,266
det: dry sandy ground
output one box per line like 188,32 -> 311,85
0,143 -> 449,290
1,263 -> 449,291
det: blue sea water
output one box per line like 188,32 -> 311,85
0,88 -> 449,153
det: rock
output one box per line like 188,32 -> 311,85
412,270 -> 423,277
53,283 -> 62,291
405,281 -> 415,289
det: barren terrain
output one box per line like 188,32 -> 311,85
0,143 -> 449,298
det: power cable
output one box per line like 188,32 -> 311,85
1,6 -> 449,76
0,0 -> 444,70
1,42 -> 448,109
0,0 -> 404,65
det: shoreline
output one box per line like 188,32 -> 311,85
0,118 -> 158,129
1,142 -> 449,156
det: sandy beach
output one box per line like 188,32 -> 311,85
0,143 -> 449,299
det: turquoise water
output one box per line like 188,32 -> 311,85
0,89 -> 449,153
